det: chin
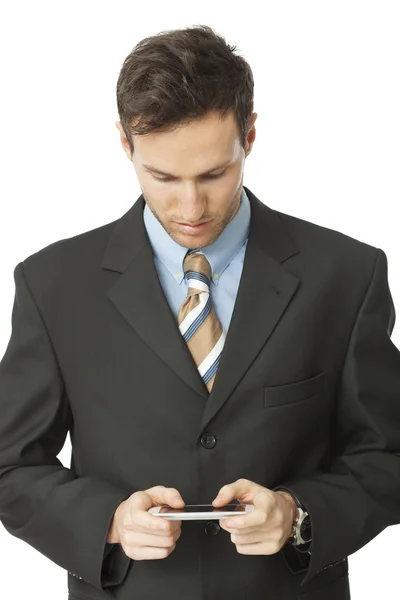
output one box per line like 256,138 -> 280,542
172,230 -> 217,249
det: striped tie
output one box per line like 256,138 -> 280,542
177,249 -> 226,393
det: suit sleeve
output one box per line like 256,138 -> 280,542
102,543 -> 132,586
273,247 -> 400,587
0,262 -> 132,591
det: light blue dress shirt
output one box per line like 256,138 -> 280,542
143,188 -> 251,333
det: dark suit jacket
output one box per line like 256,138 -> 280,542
1,186 -> 400,600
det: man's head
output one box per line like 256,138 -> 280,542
115,25 -> 257,248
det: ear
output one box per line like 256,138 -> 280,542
245,112 -> 258,157
115,121 -> 133,160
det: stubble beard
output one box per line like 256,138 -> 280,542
144,185 -> 243,249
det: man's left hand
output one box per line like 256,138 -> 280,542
212,478 -> 296,555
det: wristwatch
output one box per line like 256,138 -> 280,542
275,487 -> 312,547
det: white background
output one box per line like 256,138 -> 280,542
0,1 -> 399,598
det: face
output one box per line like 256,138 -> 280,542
116,110 -> 257,248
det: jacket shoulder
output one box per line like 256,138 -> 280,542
21,216 -> 120,277
275,209 -> 379,264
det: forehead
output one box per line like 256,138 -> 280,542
134,110 -> 240,167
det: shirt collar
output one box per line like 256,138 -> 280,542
143,187 -> 251,286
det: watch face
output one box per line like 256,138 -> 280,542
300,516 -> 312,543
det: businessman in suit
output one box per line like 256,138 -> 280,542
1,24 -> 400,600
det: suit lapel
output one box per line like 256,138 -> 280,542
199,187 -> 301,431
102,186 -> 301,430
102,195 -> 209,400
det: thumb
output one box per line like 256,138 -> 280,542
166,489 -> 186,507
141,486 -> 185,508
212,479 -> 259,506
212,484 -> 235,506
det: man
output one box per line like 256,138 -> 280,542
0,24 -> 399,600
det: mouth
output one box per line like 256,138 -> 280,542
175,220 -> 213,234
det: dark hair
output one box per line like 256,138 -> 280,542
116,24 -> 254,157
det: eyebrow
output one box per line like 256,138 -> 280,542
142,160 -> 230,178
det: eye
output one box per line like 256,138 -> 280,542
152,175 -> 173,182
204,171 -> 227,180
152,170 -> 227,183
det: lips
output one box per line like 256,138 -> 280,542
177,221 -> 210,226
176,220 -> 213,234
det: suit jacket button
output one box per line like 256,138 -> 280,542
200,433 -> 217,449
205,521 -> 221,536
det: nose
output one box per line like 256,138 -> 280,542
178,185 -> 206,222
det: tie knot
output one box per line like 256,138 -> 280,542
183,250 -> 211,283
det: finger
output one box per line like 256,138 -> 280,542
144,486 -> 185,509
168,520 -> 182,534
235,541 -> 271,555
127,543 -> 177,561
226,511 -> 265,529
124,528 -> 182,548
126,516 -> 181,536
220,521 -> 260,535
123,492 -> 170,535
224,491 -> 272,530
126,492 -> 166,532
144,518 -> 182,536
212,478 -> 263,506
128,489 -> 184,533
230,531 -> 263,545
229,509 -> 269,530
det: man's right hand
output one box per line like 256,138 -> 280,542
107,486 -> 185,560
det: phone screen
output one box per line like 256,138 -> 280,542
158,503 -> 246,514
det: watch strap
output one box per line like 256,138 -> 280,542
274,486 -> 312,550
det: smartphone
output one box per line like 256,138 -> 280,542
148,503 -> 254,520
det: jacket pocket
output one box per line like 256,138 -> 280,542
263,371 -> 328,408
